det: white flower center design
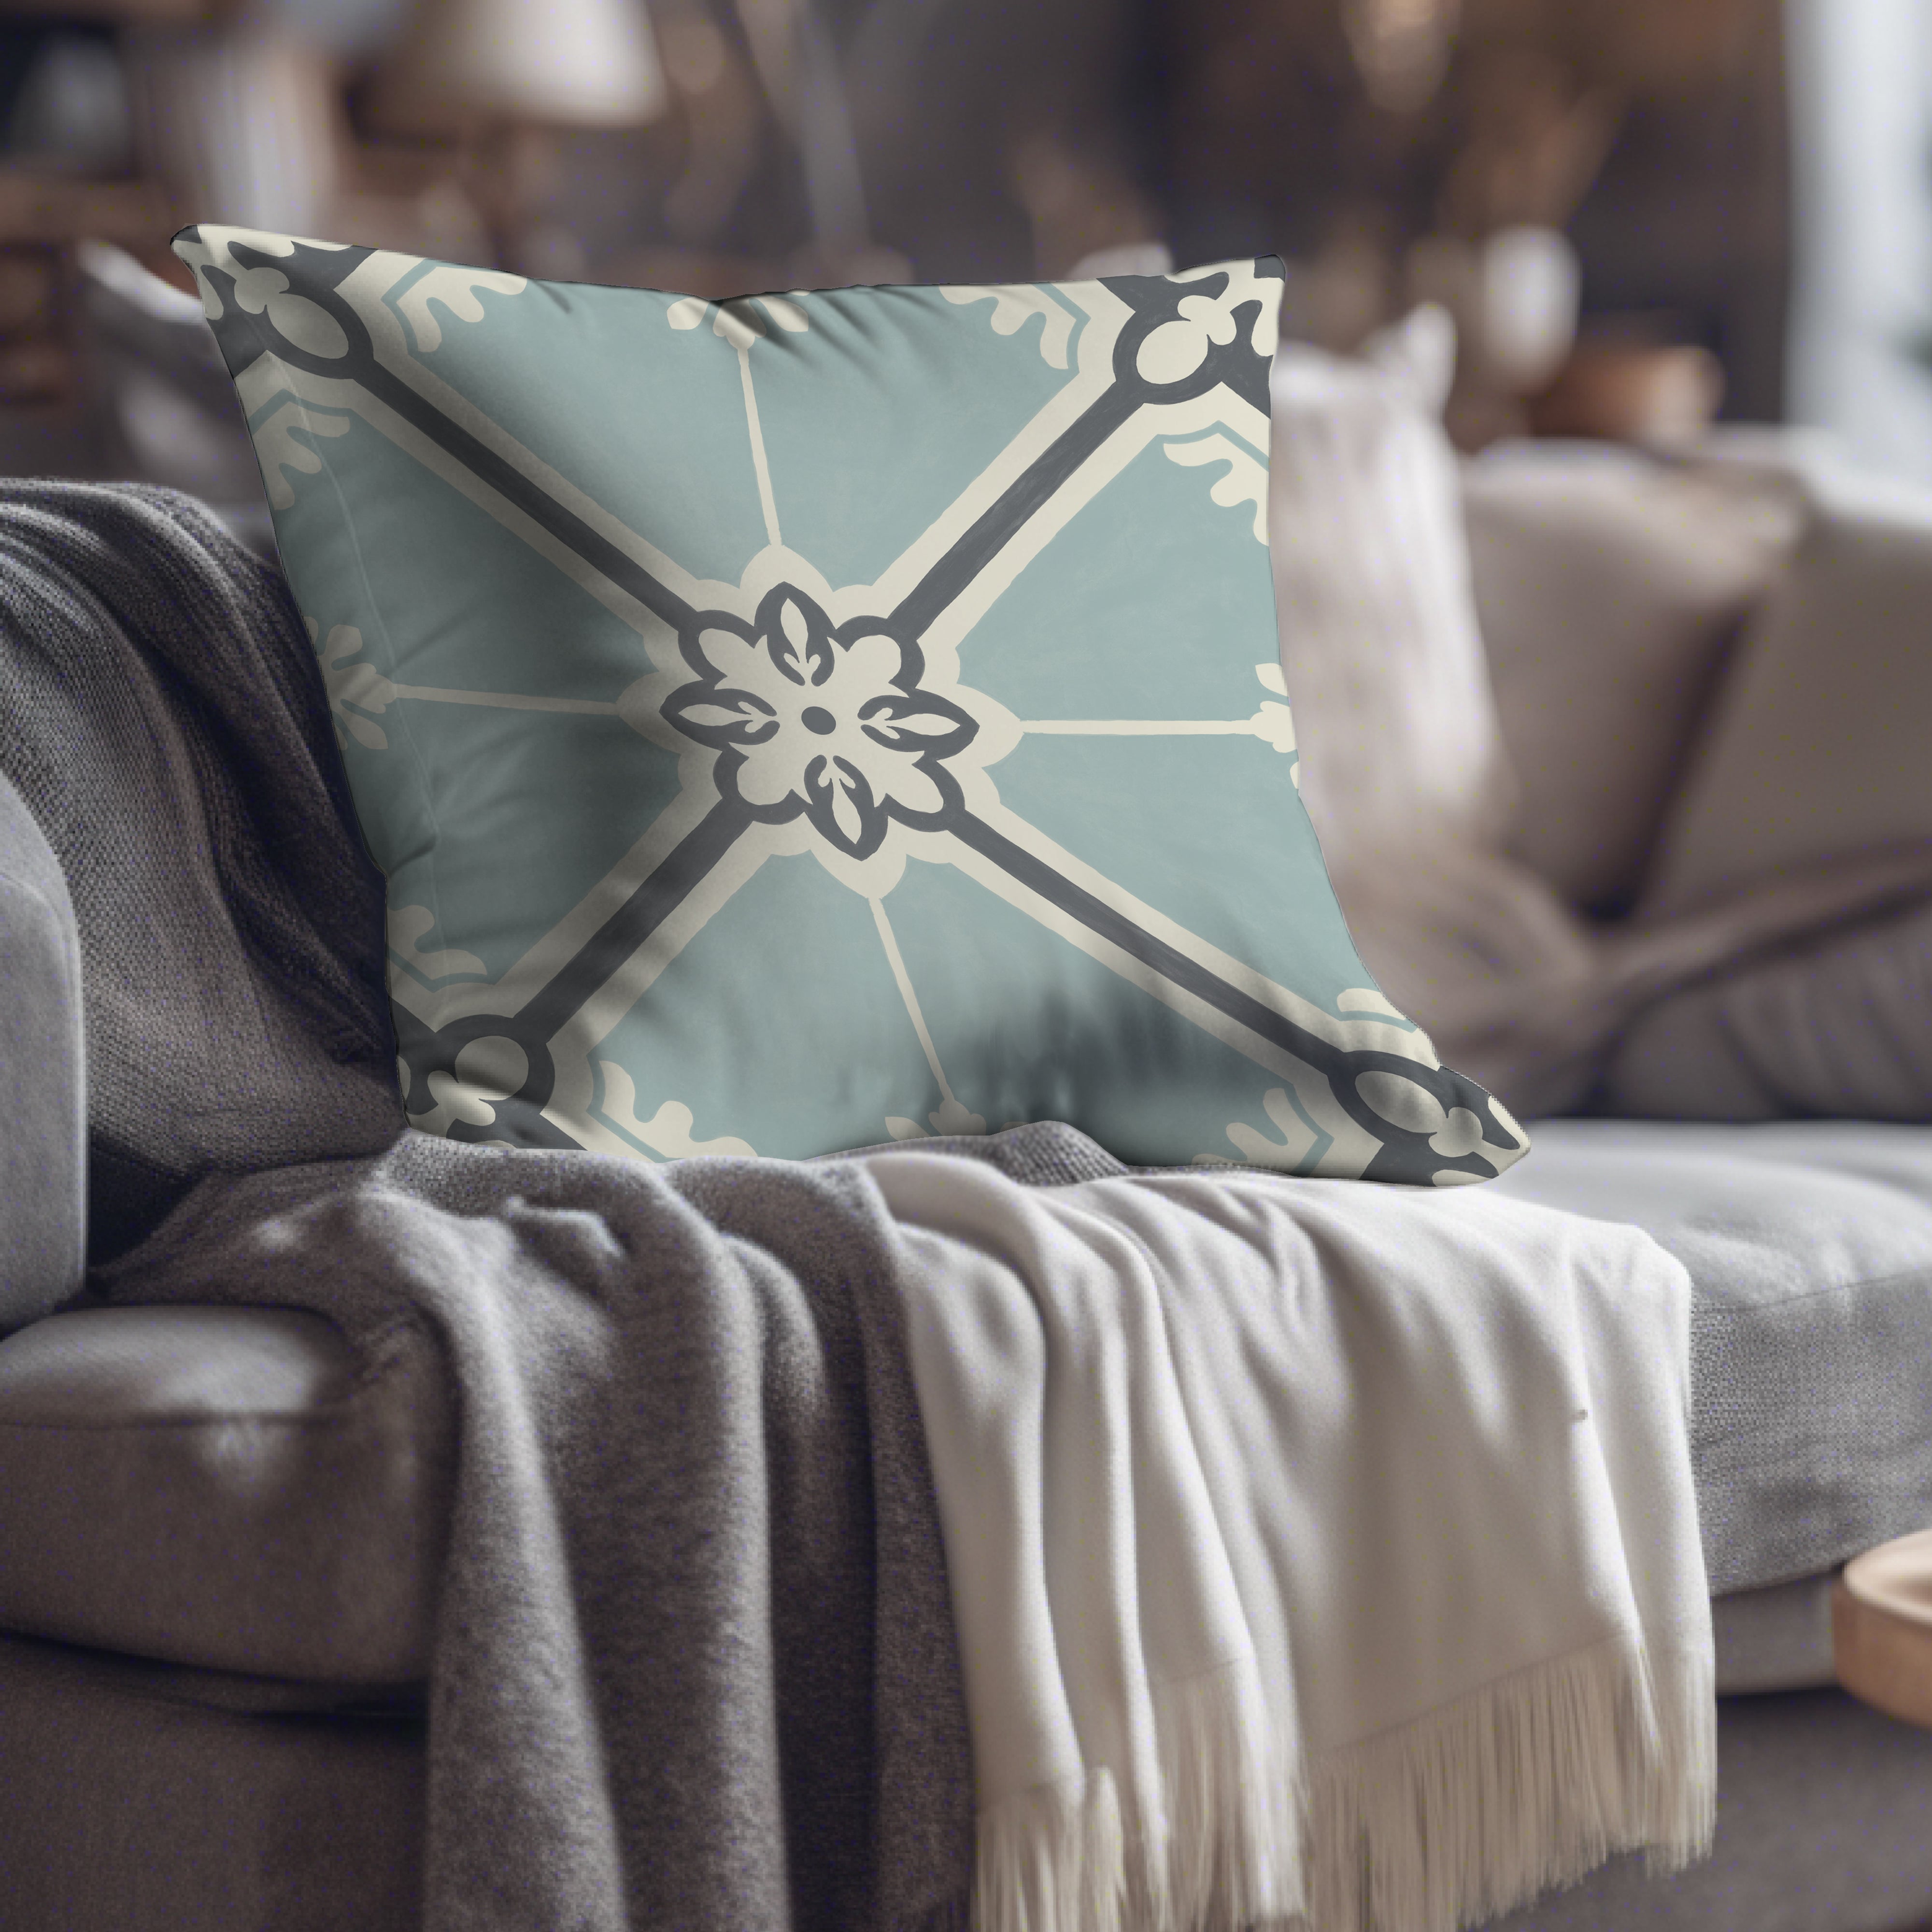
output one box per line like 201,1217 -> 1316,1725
664,587 -> 976,858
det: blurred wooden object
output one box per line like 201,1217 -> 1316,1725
0,1 -> 220,19
1167,0 -> 1775,238
0,173 -> 175,403
1529,339 -> 1725,443
1834,1532 -> 1932,1731
0,170 -> 171,245
1009,130 -> 1165,279
1162,0 -> 1790,427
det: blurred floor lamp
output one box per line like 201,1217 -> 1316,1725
126,23 -> 344,239
369,0 -> 668,274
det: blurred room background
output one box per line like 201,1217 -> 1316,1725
0,0 -> 1928,495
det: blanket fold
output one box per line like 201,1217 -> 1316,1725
93,1135 -> 982,1932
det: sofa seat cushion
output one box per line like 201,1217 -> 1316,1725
7,1126 -> 1922,1683
0,1304 -> 450,1682
1493,1119 -> 1932,1594
0,1627 -> 426,1932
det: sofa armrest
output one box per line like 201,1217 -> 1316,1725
0,770 -> 85,1335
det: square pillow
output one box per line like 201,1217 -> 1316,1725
1461,443 -> 1800,915
1640,457 -> 1932,914
174,226 -> 1526,1184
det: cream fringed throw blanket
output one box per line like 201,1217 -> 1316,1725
869,1145 -> 1715,1932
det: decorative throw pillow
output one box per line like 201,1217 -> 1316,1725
1269,302 -> 1517,869
1461,443 -> 1801,915
174,226 -> 1526,1183
1639,458 -> 1932,916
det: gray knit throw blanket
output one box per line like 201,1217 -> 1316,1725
0,481 -> 1000,1931
0,480 -> 406,1253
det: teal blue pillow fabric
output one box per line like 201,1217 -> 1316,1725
174,226 -> 1527,1183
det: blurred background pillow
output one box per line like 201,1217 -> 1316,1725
1637,460 -> 1932,916
73,238 -> 272,554
1462,440 -> 1803,916
1601,457 -> 1932,1121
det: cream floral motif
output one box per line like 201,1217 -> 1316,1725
1137,296 -> 1242,385
255,399 -> 350,509
1166,259 -> 1283,362
1164,433 -> 1270,543
397,264 -> 527,352
387,905 -> 486,984
312,623 -> 395,750
1357,1069 -> 1491,1160
596,1062 -> 756,1158
176,227 -> 352,354
663,589 -> 977,859
1211,1086 -> 1321,1170
938,284 -> 1076,369
406,1034 -> 528,1134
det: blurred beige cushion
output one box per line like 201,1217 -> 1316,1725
1264,336 -> 1875,1120
1462,444 -> 1799,912
1603,463 -> 1932,1123
1638,462 -> 1932,915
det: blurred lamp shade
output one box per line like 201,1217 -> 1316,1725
372,0 -> 668,134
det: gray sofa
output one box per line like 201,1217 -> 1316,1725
7,440 -> 1932,1931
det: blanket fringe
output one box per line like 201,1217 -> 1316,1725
1305,1625 -> 1717,1932
1148,1656 -> 1307,1932
970,1657 -> 1307,1932
967,1629 -> 1711,1932
973,1766 -> 1128,1932
1632,1626 -> 1719,1878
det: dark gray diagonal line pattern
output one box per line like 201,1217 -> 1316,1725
246,265 -> 702,639
888,384 -> 1140,639
388,796 -> 754,1125
948,812 -> 1512,1179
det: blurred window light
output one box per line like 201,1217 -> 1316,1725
1785,0 -> 1932,483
